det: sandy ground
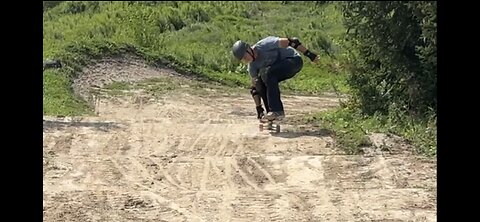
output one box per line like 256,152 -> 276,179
43,57 -> 437,221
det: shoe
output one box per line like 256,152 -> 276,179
265,111 -> 285,121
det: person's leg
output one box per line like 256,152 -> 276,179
260,56 -> 303,116
277,56 -> 303,82
254,78 -> 270,113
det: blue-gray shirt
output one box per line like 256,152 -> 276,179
248,36 -> 301,78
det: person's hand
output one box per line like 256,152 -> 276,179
256,105 -> 265,119
304,50 -> 319,63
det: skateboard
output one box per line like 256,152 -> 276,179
259,118 -> 281,133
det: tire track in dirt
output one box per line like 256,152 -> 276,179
247,157 -> 276,185
43,58 -> 436,221
231,158 -> 262,191
200,157 -> 211,192
110,157 -> 202,221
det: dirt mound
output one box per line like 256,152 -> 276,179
73,55 -> 184,104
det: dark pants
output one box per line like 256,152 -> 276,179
257,56 -> 303,112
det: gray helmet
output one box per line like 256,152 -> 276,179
232,40 -> 250,60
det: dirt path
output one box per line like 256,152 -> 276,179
43,57 -> 437,221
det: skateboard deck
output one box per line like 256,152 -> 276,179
259,118 -> 281,133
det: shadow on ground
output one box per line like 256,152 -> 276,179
270,128 -> 334,138
43,119 -> 126,132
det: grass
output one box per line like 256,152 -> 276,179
43,1 -> 349,115
300,107 -> 437,157
43,69 -> 92,116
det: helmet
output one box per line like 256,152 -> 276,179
232,40 -> 250,60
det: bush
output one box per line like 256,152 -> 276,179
43,1 -> 63,12
341,1 -> 436,118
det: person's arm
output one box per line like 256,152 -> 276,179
278,37 -> 319,63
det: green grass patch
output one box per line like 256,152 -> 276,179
44,1 -> 349,116
303,107 -> 436,157
43,69 -> 92,116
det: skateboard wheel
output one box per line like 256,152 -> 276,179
275,124 -> 280,133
